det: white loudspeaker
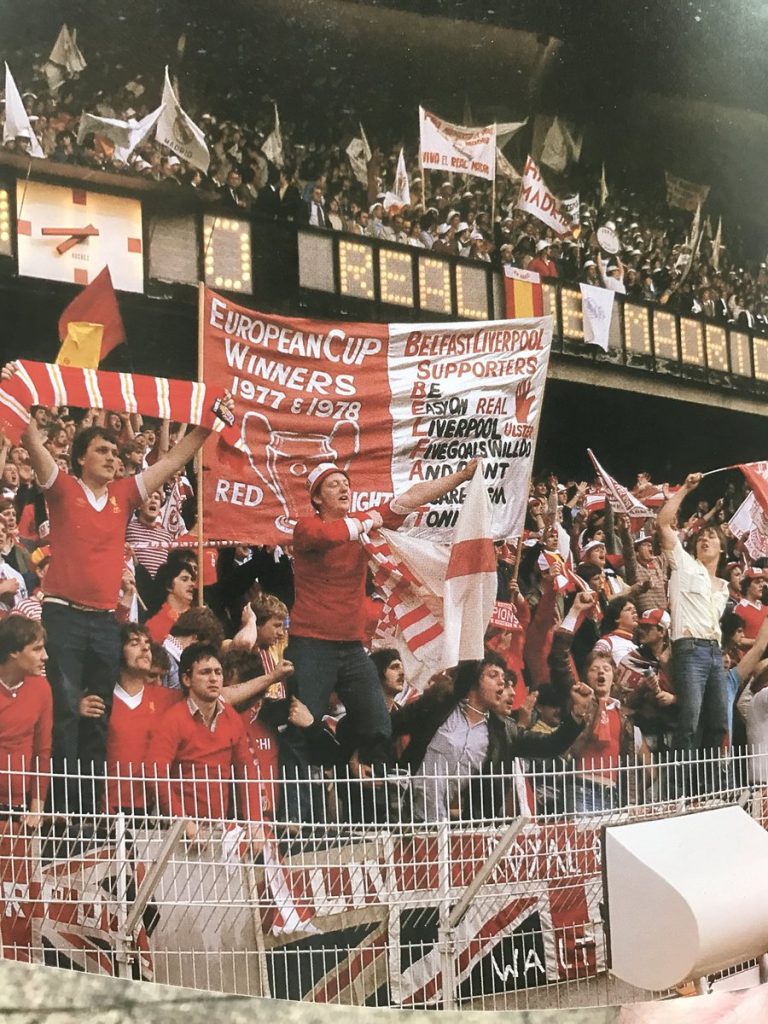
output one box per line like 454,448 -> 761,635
604,806 -> 768,991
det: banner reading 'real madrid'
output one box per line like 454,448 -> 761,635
419,106 -> 496,181
201,288 -> 552,544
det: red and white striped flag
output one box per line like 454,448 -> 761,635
587,449 -> 651,518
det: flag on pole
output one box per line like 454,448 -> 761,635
540,117 -> 582,174
504,265 -> 543,318
587,449 -> 651,518
43,24 -> 86,93
688,201 -> 702,250
346,122 -> 372,186
599,163 -> 608,209
729,489 -> 768,562
383,148 -> 410,211
3,65 -> 45,158
580,283 -> 614,352
712,216 -> 723,271
262,103 -> 284,169
155,67 -> 210,173
495,147 -> 520,182
517,155 -> 572,236
78,106 -> 164,164
56,266 -> 126,369
496,118 -> 528,150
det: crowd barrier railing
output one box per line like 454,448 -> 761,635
1,748 -> 766,1010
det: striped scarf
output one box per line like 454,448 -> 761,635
363,532 -> 444,659
0,360 -> 242,448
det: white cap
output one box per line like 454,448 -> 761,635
307,463 -> 349,498
536,239 -> 551,253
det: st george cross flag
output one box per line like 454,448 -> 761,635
262,103 -> 284,169
383,148 -> 410,211
44,24 -> 87,93
587,449 -> 651,518
3,65 -> 44,158
155,67 -> 210,173
517,156 -> 571,236
376,465 -> 497,668
579,283 -> 614,352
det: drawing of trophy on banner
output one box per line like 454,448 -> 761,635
241,412 -> 360,533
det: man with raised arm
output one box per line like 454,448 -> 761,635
281,458 -> 482,819
656,473 -> 729,753
2,362 -> 232,804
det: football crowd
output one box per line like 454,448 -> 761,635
0,375 -> 766,839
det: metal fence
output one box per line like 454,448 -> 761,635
1,748 -> 766,1010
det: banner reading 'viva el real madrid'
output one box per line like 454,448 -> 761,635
201,287 -> 553,544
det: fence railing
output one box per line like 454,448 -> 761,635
1,748 -> 766,1010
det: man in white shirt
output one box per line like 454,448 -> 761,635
657,473 -> 729,753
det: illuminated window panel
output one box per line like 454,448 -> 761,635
297,228 -> 334,293
492,272 -> 505,319
456,264 -> 488,319
418,256 -> 452,314
624,303 -> 652,355
0,188 -> 11,256
680,318 -> 704,366
705,324 -> 729,373
203,215 -> 251,294
653,309 -> 678,361
379,247 -> 414,307
560,287 -> 584,340
541,283 -> 556,318
753,336 -> 768,382
729,331 -> 752,378
338,239 -> 374,299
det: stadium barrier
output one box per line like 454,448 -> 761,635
1,748 -> 766,1010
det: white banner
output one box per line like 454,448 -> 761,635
559,192 -> 580,227
665,170 -> 710,211
418,106 -> 496,181
155,66 -> 210,173
517,155 -> 571,236
580,284 -> 615,352
387,315 -> 553,539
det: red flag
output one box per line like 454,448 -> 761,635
504,265 -> 544,318
739,462 -> 768,517
57,266 -> 126,368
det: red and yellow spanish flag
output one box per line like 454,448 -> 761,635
56,266 -> 126,370
503,265 -> 544,318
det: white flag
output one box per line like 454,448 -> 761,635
540,116 -> 582,174
155,67 -> 209,173
3,64 -> 44,158
262,103 -> 284,169
78,105 -> 164,163
580,283 -> 615,352
496,118 -> 527,150
495,147 -> 520,182
599,163 -> 608,208
378,466 -> 497,668
383,148 -> 410,211
517,155 -> 571,235
688,200 -> 702,250
712,216 -> 723,271
559,193 -> 580,227
346,122 -> 371,186
44,24 -> 86,92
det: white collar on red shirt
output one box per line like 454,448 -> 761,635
75,476 -> 110,512
0,677 -> 24,694
114,683 -> 144,710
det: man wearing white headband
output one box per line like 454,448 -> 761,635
281,458 -> 479,819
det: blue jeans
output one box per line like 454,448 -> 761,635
280,636 -> 392,821
671,638 -> 729,752
42,602 -> 121,809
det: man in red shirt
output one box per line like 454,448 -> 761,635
8,370 -> 233,804
0,615 -> 51,826
81,624 -> 180,815
282,457 -> 479,819
734,569 -> 768,644
150,643 -> 263,843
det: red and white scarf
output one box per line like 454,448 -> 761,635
0,360 -> 242,448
